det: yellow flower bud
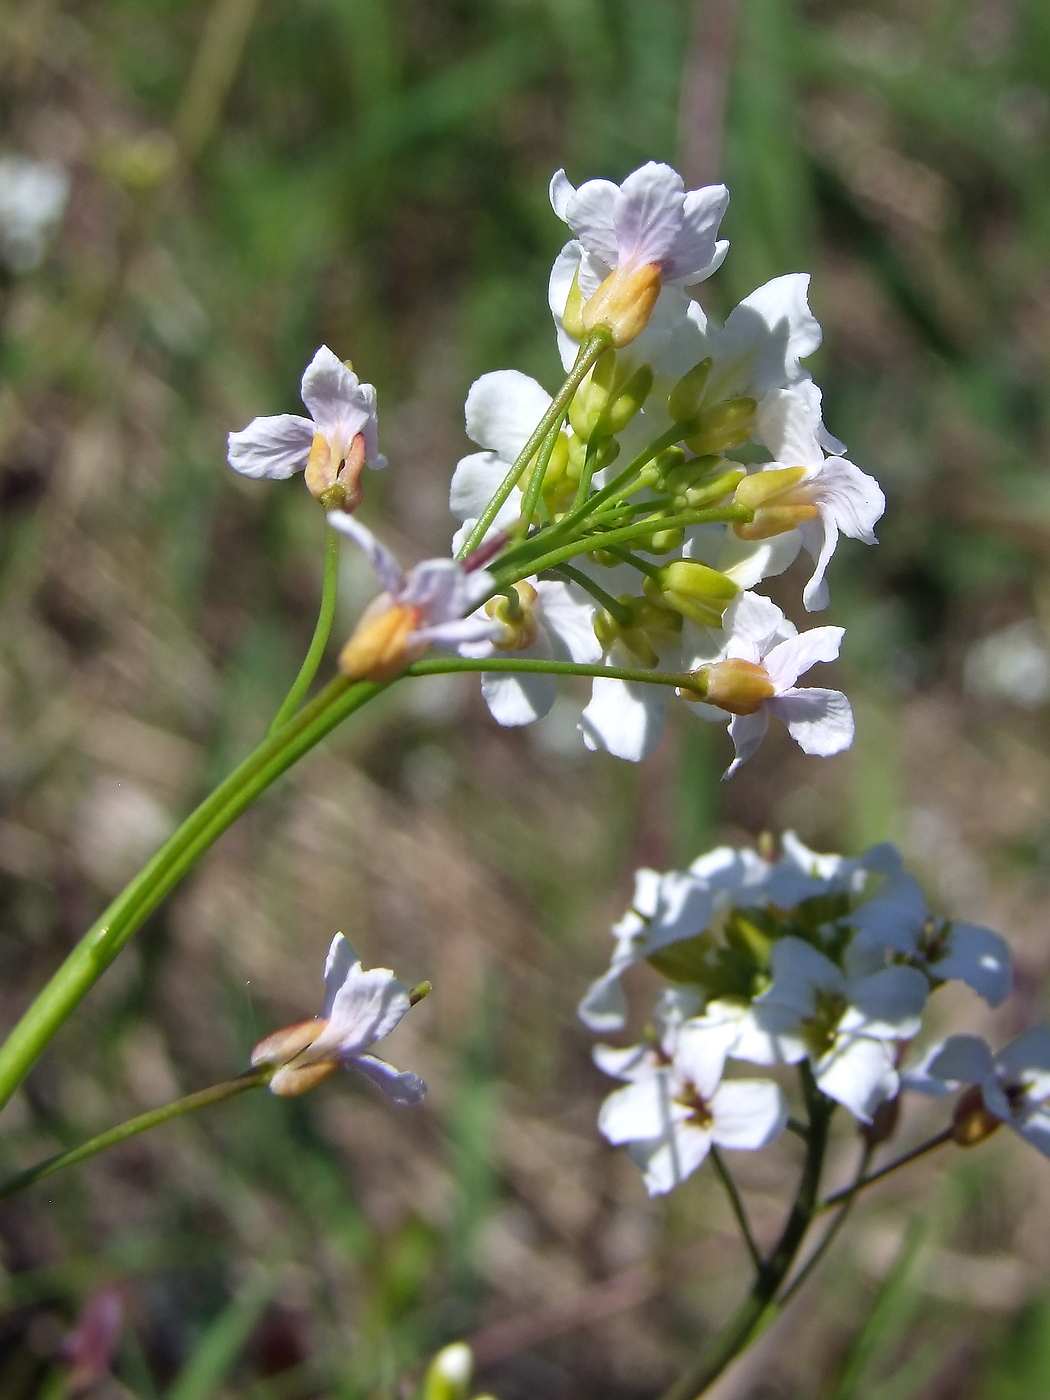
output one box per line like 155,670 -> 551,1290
667,357 -> 713,424
251,1019 -> 340,1098
581,263 -> 663,347
338,598 -> 422,682
643,560 -> 739,626
733,466 -> 820,541
305,430 -> 367,510
485,581 -> 541,651
951,1084 -> 1003,1147
683,397 -> 758,456
689,658 -> 776,714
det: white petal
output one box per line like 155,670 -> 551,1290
450,451 -> 522,527
711,274 -> 822,401
810,456 -> 885,544
673,1020 -> 736,1097
535,580 -> 602,664
593,1041 -> 657,1081
227,414 -> 315,479
816,1036 -> 897,1121
628,1122 -> 713,1195
934,923 -> 1012,1007
322,933 -> 357,1018
312,963 -> 411,1058
464,369 -> 552,466
350,1053 -> 427,1105
716,529 -> 804,592
711,1079 -> 788,1149
665,184 -> 730,284
996,1026 -> 1050,1095
646,870 -> 715,951
906,1034 -> 996,1093
549,168 -> 576,220
564,176 -> 621,267
840,965 -> 928,1039
729,1003 -> 809,1066
481,670 -> 555,726
770,687 -> 855,756
722,591 -> 792,662
300,346 -> 375,456
613,162 -> 685,270
851,875 -> 927,956
1014,1110 -> 1050,1158
579,678 -> 669,762
598,1072 -> 679,1145
725,710 -> 769,777
761,936 -> 844,1011
421,615 -> 503,652
327,512 -> 404,595
754,386 -> 824,467
763,627 -> 844,691
579,969 -> 631,1033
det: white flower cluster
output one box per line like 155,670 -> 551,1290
579,833 -> 1049,1197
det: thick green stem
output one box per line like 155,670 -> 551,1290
407,656 -> 704,693
269,523 -> 341,734
0,1069 -> 269,1201
658,1082 -> 834,1400
0,675 -> 386,1111
456,330 -> 612,561
780,1142 -> 875,1304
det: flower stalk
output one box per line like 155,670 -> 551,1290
269,521 -> 341,733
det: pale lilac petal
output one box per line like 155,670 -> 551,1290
349,1053 -> 427,1105
450,451 -> 522,526
909,1035 -> 996,1091
664,184 -> 730,283
761,936 -> 844,1011
300,346 -> 375,458
563,177 -> 621,268
711,1079 -> 788,1149
312,963 -> 411,1058
763,627 -> 844,691
598,1073 -> 680,1145
227,414 -> 315,479
770,688 -> 855,756
481,670 -> 556,726
549,168 -> 576,220
464,370 -> 552,466
996,1027 -> 1050,1095
852,875 -> 927,956
420,616 -> 503,652
322,933 -> 357,1018
935,923 -> 1012,1007
629,1121 -> 712,1195
840,965 -> 928,1039
613,162 -> 685,270
580,678 -> 669,762
402,558 -> 465,619
817,1035 -> 897,1121
725,710 -> 769,777
327,512 -> 404,595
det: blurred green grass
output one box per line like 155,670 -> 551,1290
2,0 -> 1050,1396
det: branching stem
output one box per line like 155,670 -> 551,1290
710,1146 -> 762,1272
269,522 -> 341,733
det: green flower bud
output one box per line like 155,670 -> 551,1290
422,1343 -> 473,1400
642,526 -> 685,554
594,595 -> 682,668
667,357 -> 713,424
661,453 -> 722,496
683,397 -> 758,456
643,560 -> 739,626
568,349 -> 618,438
597,363 -> 654,434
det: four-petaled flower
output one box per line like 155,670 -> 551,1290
228,346 -> 385,508
330,513 -> 501,682
251,933 -> 426,1104
596,1010 -> 787,1196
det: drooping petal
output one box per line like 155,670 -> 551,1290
579,968 -> 631,1033
901,1034 -> 996,1096
593,1041 -> 658,1081
327,512 -> 404,596
312,962 -> 412,1059
665,185 -> 730,284
725,709 -> 769,777
349,1053 -> 427,1105
465,370 -> 552,466
227,414 -> 315,479
816,1035 -> 898,1121
840,965 -> 928,1040
322,933 -> 357,1018
481,670 -> 556,726
580,678 -> 670,763
598,1072 -> 680,1145
535,581 -> 602,664
933,922 -> 1012,1007
770,688 -> 855,756
711,1079 -> 788,1150
762,627 -> 844,691
629,1120 -> 713,1195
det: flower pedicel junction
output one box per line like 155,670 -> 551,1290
1,160 -> 1046,1399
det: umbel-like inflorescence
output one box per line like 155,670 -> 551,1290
229,159 -> 886,778
579,833 -> 1050,1196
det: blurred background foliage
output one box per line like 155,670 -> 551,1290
2,0 -> 1050,1395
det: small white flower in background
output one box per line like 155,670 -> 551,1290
0,155 -> 69,273
459,576 -> 600,727
579,847 -> 770,1032
963,620 -> 1050,710
849,872 -> 1012,1006
251,933 -> 426,1104
330,513 -> 501,682
761,830 -> 903,910
228,346 -> 384,507
686,591 -> 855,777
903,1029 -> 1050,1157
742,935 -> 928,1121
596,1007 -> 787,1196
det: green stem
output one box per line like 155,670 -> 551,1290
816,1128 -> 954,1213
552,563 -> 631,624
572,432 -> 605,511
517,422 -> 562,530
779,1142 -> 875,1305
456,330 -> 611,561
710,1145 -> 762,1272
407,656 -> 704,693
658,1078 -> 834,1400
0,675 -> 387,1111
269,523 -> 341,734
604,545 -> 663,580
0,1069 -> 269,1201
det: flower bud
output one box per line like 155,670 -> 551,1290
658,451 -> 714,495
305,430 -> 367,511
568,351 -> 617,438
251,1019 -> 340,1098
683,397 -> 758,456
643,561 -> 739,626
567,433 -> 620,480
861,1094 -> 901,1148
593,595 -> 681,668
667,357 -> 713,424
561,267 -> 586,339
520,432 -> 571,504
597,363 -> 654,435
485,581 -> 541,651
338,597 -> 422,682
582,263 -> 662,347
642,526 -> 685,554
689,658 -> 776,714
733,466 -> 820,541
422,1343 -> 474,1400
951,1084 -> 1003,1147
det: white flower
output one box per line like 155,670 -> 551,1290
741,936 -> 929,1120
330,513 -> 501,681
0,155 -> 69,273
688,591 -> 855,777
459,577 -> 600,727
228,347 -> 384,503
720,385 -> 885,611
761,831 -> 903,910
251,934 -> 426,1104
903,1029 -> 1050,1158
596,1013 -> 787,1196
579,847 -> 770,1032
849,873 -> 1012,1007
